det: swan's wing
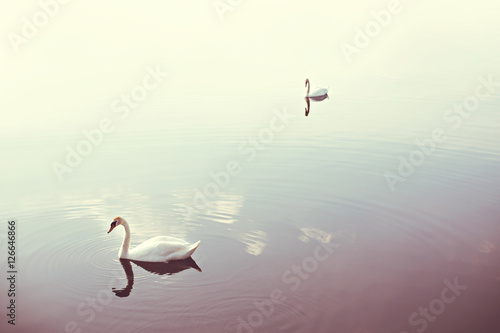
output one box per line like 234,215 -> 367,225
142,236 -> 189,246
310,87 -> 328,97
128,237 -> 192,262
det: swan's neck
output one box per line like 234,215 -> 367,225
306,81 -> 310,96
119,221 -> 131,258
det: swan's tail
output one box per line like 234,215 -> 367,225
186,240 -> 201,257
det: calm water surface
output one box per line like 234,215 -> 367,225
1,1 -> 500,333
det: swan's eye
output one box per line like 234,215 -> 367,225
111,221 -> 117,227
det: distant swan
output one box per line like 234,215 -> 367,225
107,217 -> 201,262
305,78 -> 328,98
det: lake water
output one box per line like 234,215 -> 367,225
1,1 -> 500,333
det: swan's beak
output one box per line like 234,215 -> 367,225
108,221 -> 117,234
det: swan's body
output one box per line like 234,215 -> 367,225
108,217 -> 200,262
305,78 -> 328,98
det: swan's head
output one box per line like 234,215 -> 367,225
108,216 -> 124,234
305,78 -> 310,87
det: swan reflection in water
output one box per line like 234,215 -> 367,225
112,257 -> 202,298
305,95 -> 329,117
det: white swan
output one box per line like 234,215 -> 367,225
107,217 -> 201,262
305,78 -> 328,98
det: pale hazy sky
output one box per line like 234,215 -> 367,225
1,0 -> 499,137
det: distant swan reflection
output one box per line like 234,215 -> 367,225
305,95 -> 329,117
112,258 -> 202,297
